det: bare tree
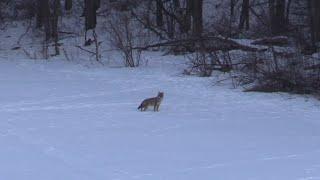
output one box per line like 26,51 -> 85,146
106,12 -> 145,67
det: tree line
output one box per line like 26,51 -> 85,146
0,0 -> 320,94
0,0 -> 319,52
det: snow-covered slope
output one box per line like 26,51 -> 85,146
0,51 -> 320,180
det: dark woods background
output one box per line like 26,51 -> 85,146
0,0 -> 320,95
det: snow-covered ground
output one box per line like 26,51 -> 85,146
0,52 -> 320,180
1,22 -> 320,180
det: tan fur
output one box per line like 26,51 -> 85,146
138,92 -> 164,111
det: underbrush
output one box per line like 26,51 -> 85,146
184,39 -> 320,96
238,48 -> 320,95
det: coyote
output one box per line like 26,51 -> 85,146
138,92 -> 164,111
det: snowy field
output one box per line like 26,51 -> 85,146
0,22 -> 320,180
0,53 -> 320,180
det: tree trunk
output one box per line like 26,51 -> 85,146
43,0 -> 51,40
269,0 -> 286,35
65,0 -> 72,11
52,0 -> 61,55
95,0 -> 100,10
172,0 -> 185,34
167,15 -> 175,38
285,0 -> 292,23
184,0 -> 192,33
309,0 -> 320,47
192,0 -> 203,37
0,1 -> 3,20
239,0 -> 250,30
36,1 -> 42,28
229,0 -> 236,37
156,0 -> 163,27
230,0 -> 235,17
36,0 -> 51,30
84,0 -> 97,30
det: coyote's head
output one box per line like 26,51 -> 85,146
157,92 -> 164,98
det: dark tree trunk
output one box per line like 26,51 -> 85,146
275,0 -> 286,31
184,0 -> 192,33
84,0 -> 97,30
95,0 -> 100,10
309,0 -> 320,47
156,0 -> 163,27
43,1 -> 51,40
0,1 -> 3,20
269,0 -> 286,35
36,1 -> 42,28
65,0 -> 72,11
36,0 -> 51,30
239,0 -> 250,30
285,0 -> 292,23
52,0 -> 61,55
229,0 -> 236,37
230,0 -> 235,17
192,0 -> 203,37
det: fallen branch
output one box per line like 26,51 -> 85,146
251,36 -> 289,46
75,45 -> 96,55
133,36 -> 266,52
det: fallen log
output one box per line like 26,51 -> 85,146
134,36 -> 266,53
251,36 -> 289,46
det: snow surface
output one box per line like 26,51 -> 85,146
1,22 -> 320,180
0,52 -> 320,180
